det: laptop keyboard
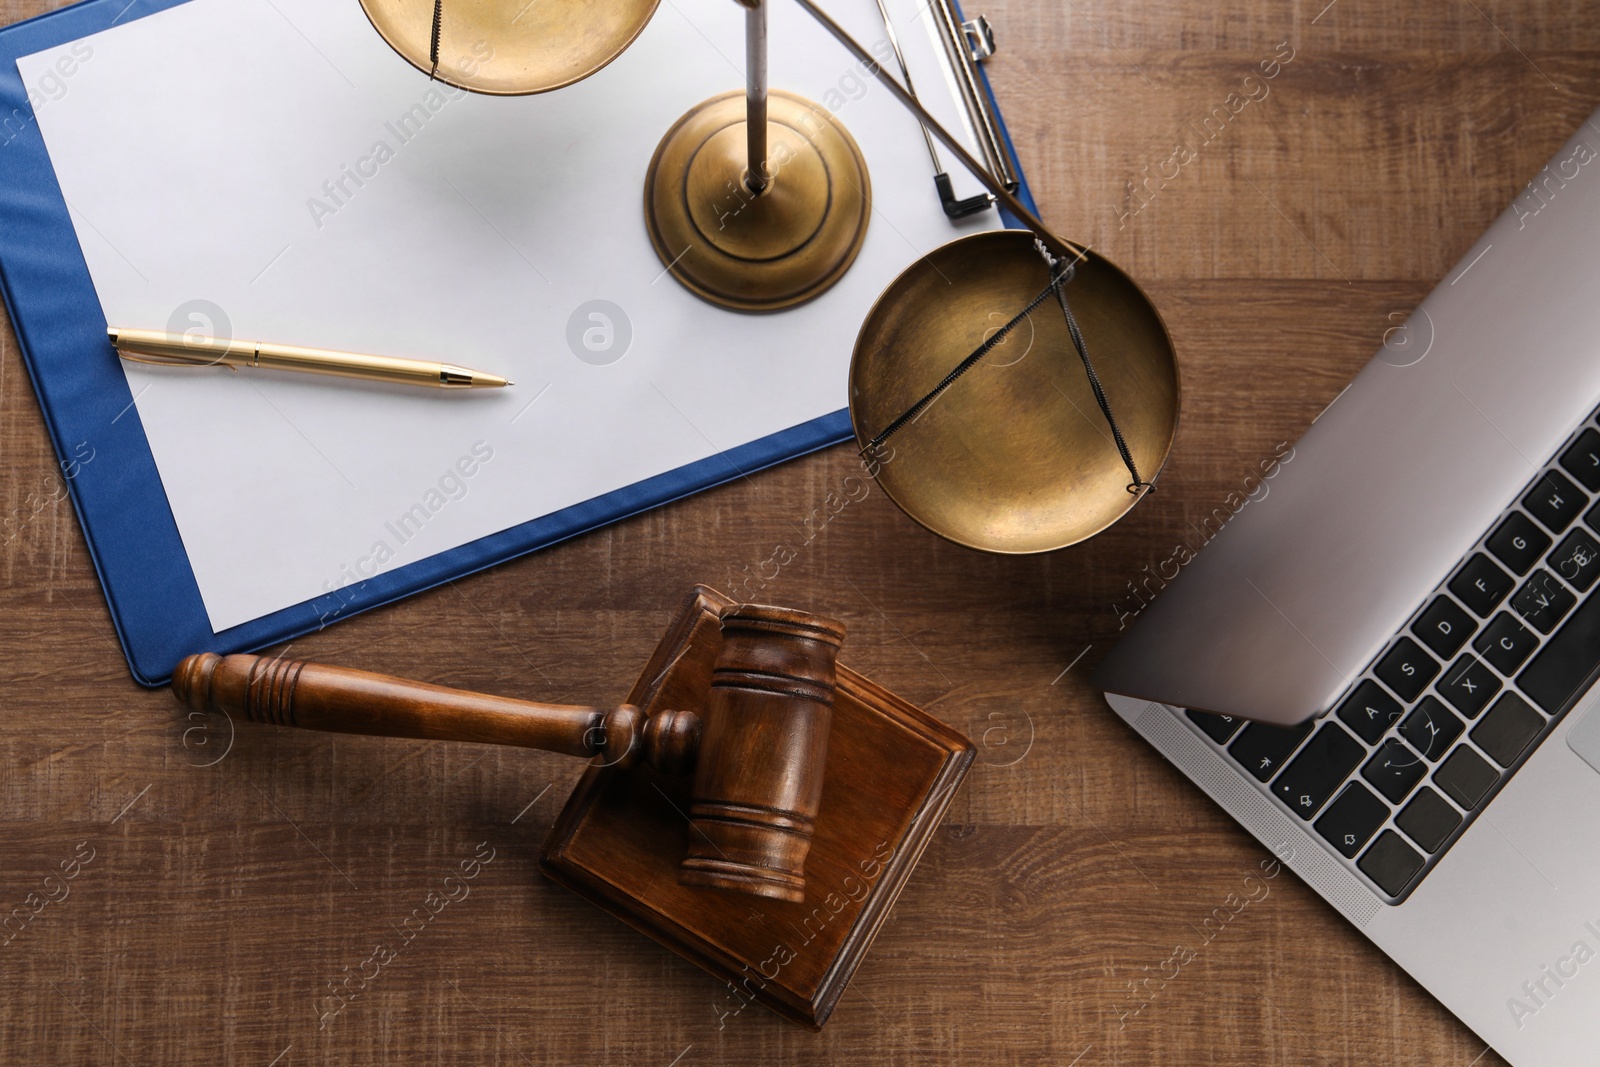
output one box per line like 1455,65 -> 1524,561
1178,409 -> 1600,903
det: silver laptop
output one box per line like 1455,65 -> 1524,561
1093,108 -> 1600,1067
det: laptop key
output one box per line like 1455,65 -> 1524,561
1473,612 -> 1539,675
1314,782 -> 1390,858
1374,637 -> 1439,703
1185,709 -> 1244,744
1271,722 -> 1365,818
1227,719 -> 1314,782
1336,679 -> 1404,745
1449,554 -> 1515,618
1560,427 -> 1600,492
1523,470 -> 1585,534
1434,745 -> 1499,810
1435,653 -> 1501,717
1549,527 -> 1600,592
1358,830 -> 1426,897
1362,738 -> 1427,804
1520,587 -> 1600,714
1470,692 -> 1545,768
1510,569 -> 1575,634
1486,512 -> 1551,576
1411,596 -> 1477,659
1395,787 -> 1462,854
1398,696 -> 1464,760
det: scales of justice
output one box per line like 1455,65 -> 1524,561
356,0 -> 1181,552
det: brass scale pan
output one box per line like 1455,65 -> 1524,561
358,0 -> 662,95
356,0 -> 1179,551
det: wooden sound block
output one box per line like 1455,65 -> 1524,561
540,585 -> 975,1029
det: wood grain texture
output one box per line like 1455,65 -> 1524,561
3,0 -> 1587,1062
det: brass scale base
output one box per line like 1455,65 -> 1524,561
644,90 -> 871,312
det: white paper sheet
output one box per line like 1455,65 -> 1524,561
18,0 -> 998,631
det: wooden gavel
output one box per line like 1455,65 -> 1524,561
171,604 -> 844,902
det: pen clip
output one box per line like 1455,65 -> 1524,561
115,348 -> 220,368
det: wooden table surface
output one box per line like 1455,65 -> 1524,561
4,0 -> 1593,1062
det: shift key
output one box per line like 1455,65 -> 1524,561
1271,723 -> 1365,818
1520,591 -> 1600,714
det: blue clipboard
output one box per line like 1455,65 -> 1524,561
0,0 -> 1039,686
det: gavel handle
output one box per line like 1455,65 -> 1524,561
172,652 -> 700,774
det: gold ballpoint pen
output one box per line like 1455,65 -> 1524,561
107,328 -> 512,389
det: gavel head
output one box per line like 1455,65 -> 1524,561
678,604 -> 846,903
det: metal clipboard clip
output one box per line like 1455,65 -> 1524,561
870,0 -> 1018,219
930,2 -> 1017,195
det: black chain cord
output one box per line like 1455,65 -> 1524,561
862,240 -> 1151,495
429,0 -> 443,79
859,266 -> 1072,456
1044,252 -> 1146,494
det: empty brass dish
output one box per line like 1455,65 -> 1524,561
850,229 -> 1179,552
358,0 -> 662,95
